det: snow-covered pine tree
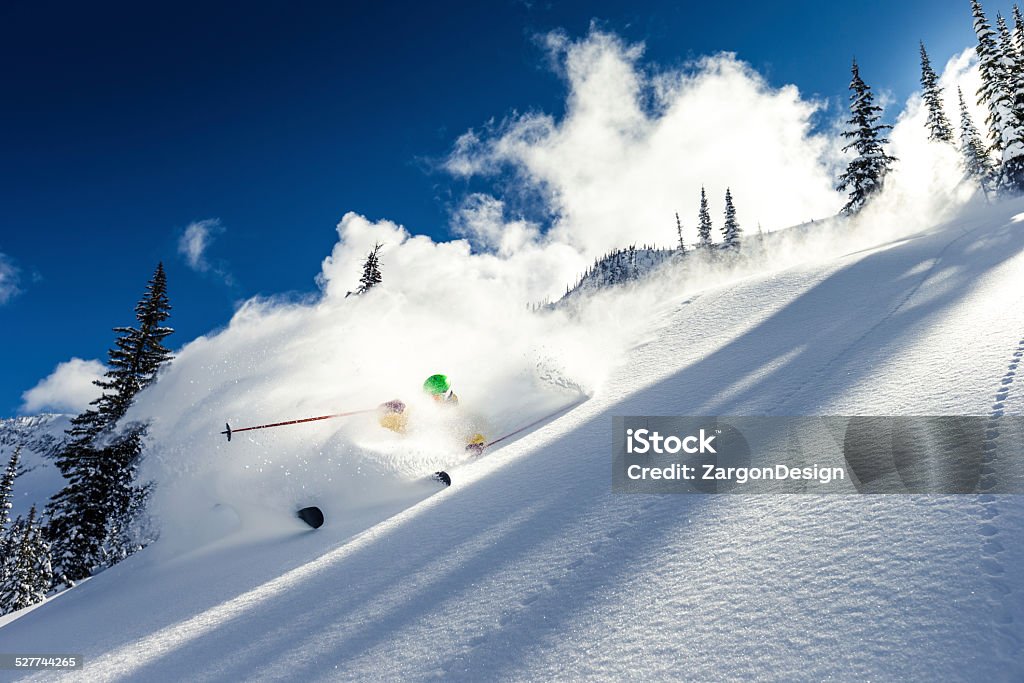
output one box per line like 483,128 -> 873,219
0,528 -> 12,595
1016,5 -> 1024,49
0,506 -> 51,615
0,447 -> 18,531
836,60 -> 897,215
919,42 -> 955,143
720,188 -> 741,250
1015,5 -> 1024,57
996,12 -> 1024,193
47,263 -> 173,585
0,448 -> 20,593
0,517 -> 26,614
675,213 -> 686,253
101,263 -> 174,418
697,187 -> 713,247
972,2 -> 1014,166
1014,5 -> 1024,113
0,447 -> 20,594
1005,8 -> 1024,88
612,248 -> 625,284
24,506 -> 53,602
44,428 -> 104,586
101,433 -> 153,566
959,86 -> 996,193
0,512 -> 33,614
352,243 -> 383,296
101,263 -> 171,561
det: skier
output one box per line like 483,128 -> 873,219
423,374 -> 487,453
378,374 -> 486,453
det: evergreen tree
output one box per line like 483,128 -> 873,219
101,263 -> 174,419
46,264 -> 173,585
836,60 -> 897,215
996,11 -> 1024,192
919,42 -> 955,143
959,86 -> 996,193
24,507 -> 53,601
100,433 -> 153,565
1014,5 -> 1024,121
0,529 -> 12,593
0,517 -> 28,613
0,506 -> 50,614
720,189 -> 742,250
696,187 -> 713,247
612,249 -> 625,284
972,1 -> 1015,159
1016,5 -> 1024,50
351,243 -> 383,296
0,450 -> 17,606
675,213 -> 686,253
0,447 -> 18,531
101,262 -> 173,561
1015,5 -> 1024,57
44,432 -> 105,586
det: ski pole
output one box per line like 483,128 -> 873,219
483,396 -> 587,450
222,408 -> 377,441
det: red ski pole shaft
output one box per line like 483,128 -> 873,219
222,408 -> 376,441
484,397 -> 586,449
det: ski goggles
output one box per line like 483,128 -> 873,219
431,389 -> 457,403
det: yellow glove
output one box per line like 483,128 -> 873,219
378,399 -> 408,434
466,433 -> 486,455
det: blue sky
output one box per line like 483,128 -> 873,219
0,0 -> 1007,415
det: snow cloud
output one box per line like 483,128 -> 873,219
178,218 -> 234,286
21,357 -> 106,414
133,210 -> 610,552
446,30 -> 844,259
451,193 -> 542,256
0,251 -> 22,305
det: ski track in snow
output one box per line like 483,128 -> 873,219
765,222 -> 976,416
3,206 -> 1024,681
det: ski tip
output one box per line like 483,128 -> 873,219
297,506 -> 325,529
433,471 -> 452,487
222,423 -> 232,442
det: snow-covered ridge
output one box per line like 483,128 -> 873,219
553,219 -> 820,308
0,414 -> 70,520
557,245 -> 677,304
0,414 -> 67,455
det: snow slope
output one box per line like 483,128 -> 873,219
3,202 -> 1024,681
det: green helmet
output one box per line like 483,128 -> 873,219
423,374 -> 451,395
